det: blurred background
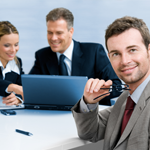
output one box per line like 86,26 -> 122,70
0,0 -> 149,74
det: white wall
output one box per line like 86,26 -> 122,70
0,0 -> 150,73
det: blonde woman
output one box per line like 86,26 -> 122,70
0,21 -> 24,106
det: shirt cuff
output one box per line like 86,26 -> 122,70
16,96 -> 24,104
5,87 -> 10,93
79,96 -> 98,113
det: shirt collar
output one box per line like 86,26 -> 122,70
130,74 -> 150,104
56,40 -> 74,61
0,59 -> 20,75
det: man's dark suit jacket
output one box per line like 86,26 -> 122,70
29,40 -> 122,105
0,57 -> 24,99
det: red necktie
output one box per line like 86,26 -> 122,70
121,96 -> 135,135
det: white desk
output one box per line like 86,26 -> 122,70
0,105 -> 108,150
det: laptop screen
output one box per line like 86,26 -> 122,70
21,75 -> 88,110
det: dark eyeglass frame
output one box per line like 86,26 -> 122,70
93,84 -> 130,100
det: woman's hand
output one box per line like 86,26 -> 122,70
7,84 -> 24,100
83,78 -> 112,104
2,93 -> 21,106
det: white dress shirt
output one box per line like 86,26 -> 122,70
130,74 -> 150,104
0,59 -> 22,106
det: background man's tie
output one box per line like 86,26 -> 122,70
59,54 -> 68,75
121,96 -> 135,135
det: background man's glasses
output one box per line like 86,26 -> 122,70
93,84 -> 130,100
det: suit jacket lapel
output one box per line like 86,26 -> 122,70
109,92 -> 128,148
45,49 -> 59,75
71,40 -> 85,76
45,42 -> 84,76
115,81 -> 150,148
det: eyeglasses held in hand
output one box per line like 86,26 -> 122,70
93,84 -> 131,100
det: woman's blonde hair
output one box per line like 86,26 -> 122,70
0,21 -> 20,67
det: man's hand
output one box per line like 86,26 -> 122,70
83,78 -> 112,104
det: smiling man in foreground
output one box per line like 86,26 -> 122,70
72,16 -> 150,150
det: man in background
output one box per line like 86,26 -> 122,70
72,16 -> 150,149
29,7 -> 121,105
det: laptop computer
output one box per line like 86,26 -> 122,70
21,75 -> 88,111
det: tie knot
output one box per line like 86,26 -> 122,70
125,96 -> 135,110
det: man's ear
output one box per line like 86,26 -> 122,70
69,27 -> 74,37
147,44 -> 150,63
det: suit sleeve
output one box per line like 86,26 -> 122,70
29,51 -> 42,74
95,45 -> 122,105
0,58 -> 24,97
0,79 -> 12,96
71,100 -> 113,142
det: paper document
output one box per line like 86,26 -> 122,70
0,96 -> 24,110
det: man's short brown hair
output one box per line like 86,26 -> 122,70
105,16 -> 150,51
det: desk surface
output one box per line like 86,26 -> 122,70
0,105 -> 108,150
